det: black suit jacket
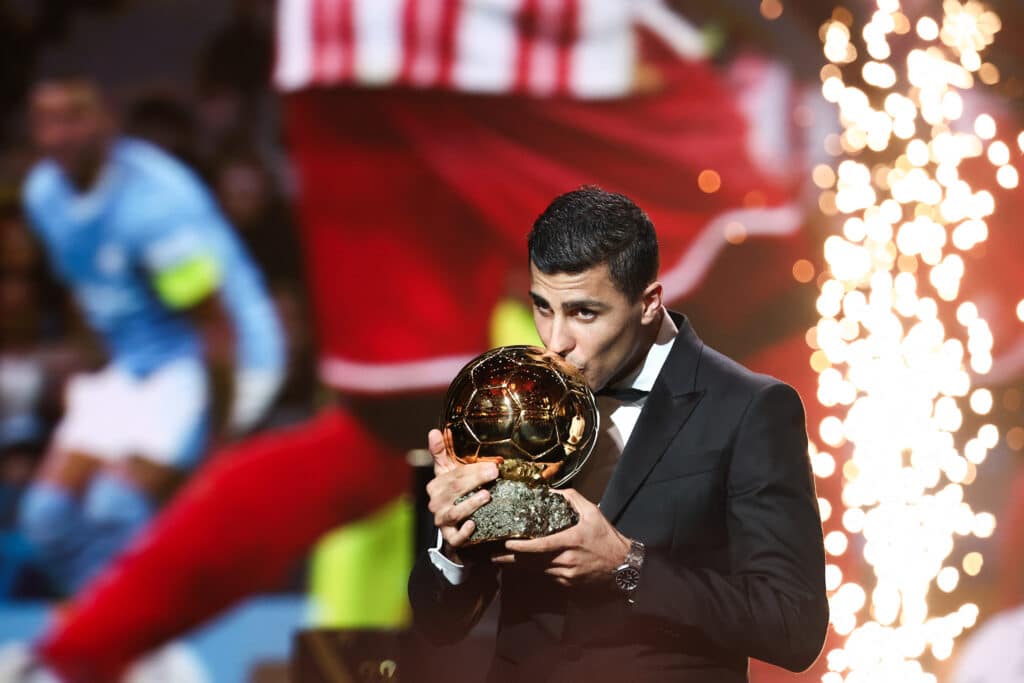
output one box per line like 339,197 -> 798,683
409,313 -> 828,682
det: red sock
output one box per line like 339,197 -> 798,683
38,408 -> 410,682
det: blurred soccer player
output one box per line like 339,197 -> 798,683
16,72 -> 286,595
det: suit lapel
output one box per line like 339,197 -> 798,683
598,313 -> 705,523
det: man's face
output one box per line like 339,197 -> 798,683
29,81 -> 111,181
529,261 -> 662,391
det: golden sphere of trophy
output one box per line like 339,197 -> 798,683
441,345 -> 599,544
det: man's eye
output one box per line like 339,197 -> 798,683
575,309 -> 596,320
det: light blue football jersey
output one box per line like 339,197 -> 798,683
22,138 -> 284,377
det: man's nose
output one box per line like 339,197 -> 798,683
547,317 -> 574,357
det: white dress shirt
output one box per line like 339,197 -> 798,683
429,309 -> 679,585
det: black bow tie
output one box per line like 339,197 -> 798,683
596,386 -> 649,403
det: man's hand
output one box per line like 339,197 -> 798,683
425,428 -> 499,563
497,489 -> 631,588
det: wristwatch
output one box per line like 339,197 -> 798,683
613,538 -> 645,604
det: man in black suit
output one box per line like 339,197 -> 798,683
409,186 -> 828,682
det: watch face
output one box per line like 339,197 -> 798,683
614,566 -> 640,592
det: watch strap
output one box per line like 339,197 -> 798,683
614,538 -> 645,603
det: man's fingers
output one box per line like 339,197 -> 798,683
426,462 -> 495,510
428,429 -> 456,474
505,530 -> 567,554
553,488 -> 587,511
444,518 -> 477,548
545,567 -> 577,587
442,429 -> 456,464
544,566 -> 573,579
435,488 -> 491,528
556,488 -> 582,503
493,549 -> 571,566
447,462 -> 499,498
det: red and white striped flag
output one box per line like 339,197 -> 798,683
274,0 -> 638,98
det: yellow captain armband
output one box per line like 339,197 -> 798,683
152,253 -> 222,310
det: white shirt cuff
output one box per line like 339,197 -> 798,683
428,530 -> 468,585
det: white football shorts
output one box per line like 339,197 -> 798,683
53,358 -> 209,467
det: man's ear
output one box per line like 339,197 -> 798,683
640,281 -> 663,324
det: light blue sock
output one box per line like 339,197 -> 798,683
17,482 -> 87,594
74,473 -> 155,593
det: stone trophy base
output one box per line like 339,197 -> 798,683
457,477 -> 578,545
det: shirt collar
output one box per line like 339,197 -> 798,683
606,308 -> 679,393
66,153 -> 119,222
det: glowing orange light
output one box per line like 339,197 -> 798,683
697,169 -> 721,193
1007,426 -> 1024,451
723,221 -> 746,245
793,259 -> 816,283
760,0 -> 783,21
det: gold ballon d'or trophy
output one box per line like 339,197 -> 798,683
440,346 -> 599,544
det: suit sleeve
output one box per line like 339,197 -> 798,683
408,549 -> 500,645
630,382 -> 829,671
